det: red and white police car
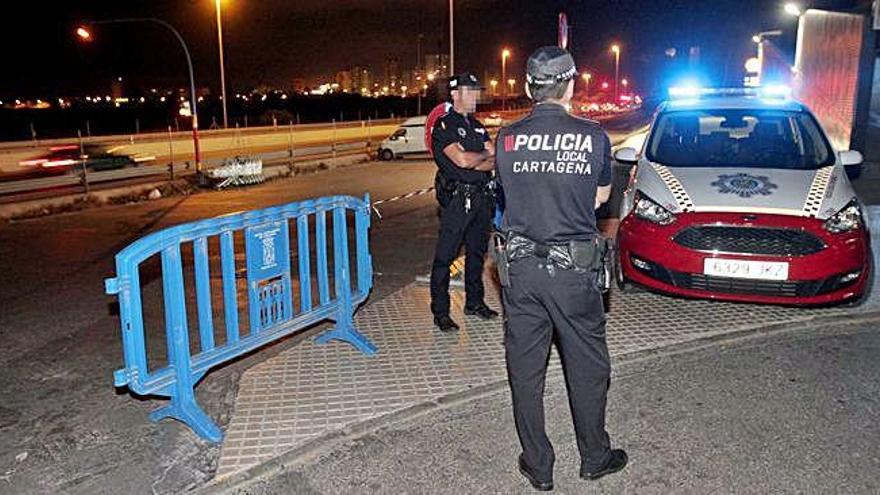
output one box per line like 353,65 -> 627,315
613,86 -> 871,305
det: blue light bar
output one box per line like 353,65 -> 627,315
667,85 -> 792,100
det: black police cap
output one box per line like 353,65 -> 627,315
526,46 -> 578,86
448,72 -> 482,91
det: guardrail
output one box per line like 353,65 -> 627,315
0,118 -> 405,151
105,194 -> 376,441
0,139 -> 370,197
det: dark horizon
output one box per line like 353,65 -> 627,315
1,0 -> 859,98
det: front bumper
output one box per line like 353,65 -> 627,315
618,211 -> 871,305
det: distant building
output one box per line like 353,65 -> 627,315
335,70 -> 353,93
384,58 -> 401,89
352,67 -> 372,95
424,54 -> 450,79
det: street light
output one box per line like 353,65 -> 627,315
76,19 -> 203,178
501,48 -> 511,111
610,44 -> 621,102
490,79 -> 498,96
751,30 -> 783,86
214,0 -> 229,128
507,78 -> 516,96
784,2 -> 802,16
581,72 -> 592,98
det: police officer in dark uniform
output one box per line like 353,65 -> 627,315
494,47 -> 627,490
430,73 -> 499,333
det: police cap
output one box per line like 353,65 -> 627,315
448,72 -> 482,91
526,46 -> 578,86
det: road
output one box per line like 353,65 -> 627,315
240,319 -> 880,494
0,117 -> 646,492
0,120 -> 402,179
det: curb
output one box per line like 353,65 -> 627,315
196,308 -> 880,494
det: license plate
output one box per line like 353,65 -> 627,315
703,258 -> 789,281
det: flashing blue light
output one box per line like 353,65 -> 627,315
759,84 -> 792,97
669,85 -> 702,98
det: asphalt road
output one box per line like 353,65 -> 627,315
238,319 -> 880,494
0,115 -> 644,493
0,160 -> 441,493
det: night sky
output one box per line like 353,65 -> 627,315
1,0 -> 859,98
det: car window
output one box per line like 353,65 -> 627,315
646,109 -> 835,169
391,128 -> 407,139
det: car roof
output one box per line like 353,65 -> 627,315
659,95 -> 806,113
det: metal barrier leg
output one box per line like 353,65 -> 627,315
149,245 -> 223,442
314,207 -> 378,356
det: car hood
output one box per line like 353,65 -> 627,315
636,163 -> 857,220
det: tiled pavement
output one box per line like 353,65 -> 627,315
216,273 -> 879,477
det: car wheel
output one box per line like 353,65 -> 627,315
379,149 -> 394,161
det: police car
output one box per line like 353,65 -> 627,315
613,86 -> 871,305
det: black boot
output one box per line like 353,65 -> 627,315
580,449 -> 628,481
463,303 -> 499,320
433,315 -> 460,333
518,455 -> 553,491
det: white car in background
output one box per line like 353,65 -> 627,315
377,116 -> 427,160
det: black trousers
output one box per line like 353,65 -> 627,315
502,257 -> 612,480
430,189 -> 492,317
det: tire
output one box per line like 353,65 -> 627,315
379,149 -> 394,161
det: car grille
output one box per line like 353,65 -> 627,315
631,256 -> 856,298
673,226 -> 825,256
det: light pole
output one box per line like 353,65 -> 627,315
501,48 -> 511,110
581,72 -> 592,99
611,44 -> 621,102
215,0 -> 229,129
449,0 -> 454,75
77,19 -> 203,177
490,79 -> 498,97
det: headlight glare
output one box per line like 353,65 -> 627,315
824,200 -> 863,234
635,193 -> 676,225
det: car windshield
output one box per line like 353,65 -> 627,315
645,108 -> 835,169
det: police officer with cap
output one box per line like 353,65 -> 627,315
494,47 -> 627,490
429,72 -> 499,333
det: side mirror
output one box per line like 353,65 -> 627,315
839,150 -> 863,167
613,147 -> 639,164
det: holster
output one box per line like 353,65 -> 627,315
434,172 -> 457,208
492,232 -> 512,288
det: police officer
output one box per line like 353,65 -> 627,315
494,47 -> 627,490
429,73 -> 499,333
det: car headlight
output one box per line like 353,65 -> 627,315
824,199 -> 863,234
635,192 -> 676,225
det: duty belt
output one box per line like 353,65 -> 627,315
451,182 -> 491,213
506,233 -> 606,273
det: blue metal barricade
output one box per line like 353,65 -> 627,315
105,194 -> 376,442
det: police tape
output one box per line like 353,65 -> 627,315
370,186 -> 435,218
